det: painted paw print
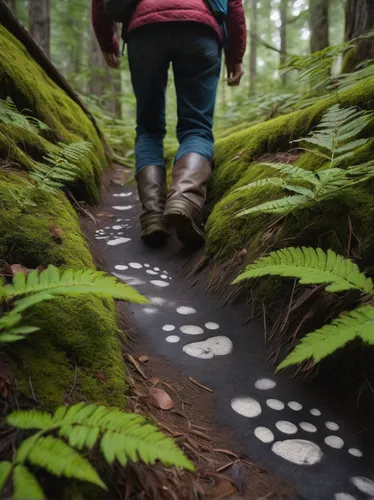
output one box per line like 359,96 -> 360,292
112,191 -> 135,212
113,262 -> 172,288
159,307 -> 233,359
230,377 -> 373,499
231,377 -> 363,469
95,218 -> 132,246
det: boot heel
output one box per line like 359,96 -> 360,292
164,201 -> 205,248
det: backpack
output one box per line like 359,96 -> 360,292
103,0 -> 228,46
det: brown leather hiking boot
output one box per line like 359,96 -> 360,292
164,153 -> 211,248
135,165 -> 169,247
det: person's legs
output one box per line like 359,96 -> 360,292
164,23 -> 221,247
127,25 -> 170,245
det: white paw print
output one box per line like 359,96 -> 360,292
113,262 -> 172,289
230,377 -> 367,497
95,219 -> 132,246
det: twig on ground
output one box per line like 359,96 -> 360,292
188,376 -> 214,393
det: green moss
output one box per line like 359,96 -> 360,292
0,170 -> 93,268
0,26 -> 108,203
211,76 -> 374,202
341,47 -> 358,74
0,171 -> 126,409
17,296 -> 125,410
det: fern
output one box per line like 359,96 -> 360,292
0,265 -> 148,343
234,247 -> 374,370
234,247 -> 374,293
16,435 -> 106,489
12,465 -> 45,500
277,305 -> 374,371
235,105 -> 374,218
298,104 -> 373,167
28,141 -> 92,196
1,403 -> 194,497
0,97 -> 49,134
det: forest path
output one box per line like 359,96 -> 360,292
88,169 -> 374,500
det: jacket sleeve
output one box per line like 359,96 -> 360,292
225,0 -> 247,65
91,0 -> 120,54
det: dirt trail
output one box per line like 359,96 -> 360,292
84,167 -> 374,500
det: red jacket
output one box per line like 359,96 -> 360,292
91,0 -> 246,64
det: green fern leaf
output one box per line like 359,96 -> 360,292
0,461 -> 12,492
234,177 -> 288,193
5,266 -> 148,305
277,305 -> 374,370
233,247 -> 374,293
16,436 -> 107,490
29,142 -> 92,196
54,404 -> 194,471
258,162 -> 319,185
235,195 -> 311,217
13,465 -> 45,500
7,410 -> 53,430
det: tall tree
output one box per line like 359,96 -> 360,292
345,0 -> 374,63
28,0 -> 50,56
249,0 -> 257,95
310,0 -> 329,53
280,0 -> 288,84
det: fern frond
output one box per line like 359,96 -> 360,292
7,403 -> 194,472
53,404 -> 194,470
0,308 -> 39,343
0,461 -> 12,492
299,104 -> 374,166
0,97 -> 48,134
235,195 -> 311,217
234,177 -> 288,192
8,410 -> 53,430
233,247 -> 374,293
5,265 -> 148,305
16,435 -> 107,490
277,305 -> 374,370
13,465 -> 45,500
29,142 -> 91,195
257,163 -> 319,185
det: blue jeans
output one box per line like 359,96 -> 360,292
127,22 -> 222,172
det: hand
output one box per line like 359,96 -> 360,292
227,63 -> 243,87
103,52 -> 120,69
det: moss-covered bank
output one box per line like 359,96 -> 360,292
207,77 -> 374,262
0,25 -> 126,409
205,77 -> 374,377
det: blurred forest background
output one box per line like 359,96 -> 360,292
4,0 -> 374,155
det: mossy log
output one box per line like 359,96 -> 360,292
0,22 -> 126,409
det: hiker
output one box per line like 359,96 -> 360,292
92,0 -> 246,247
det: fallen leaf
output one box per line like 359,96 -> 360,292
149,387 -> 175,410
95,371 -> 107,382
126,354 -> 148,379
11,264 -> 29,276
138,355 -> 149,363
226,461 -> 245,494
96,212 -> 114,218
50,223 -> 63,242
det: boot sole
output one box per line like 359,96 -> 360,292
164,209 -> 205,249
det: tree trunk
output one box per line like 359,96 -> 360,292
310,0 -> 329,53
249,0 -> 257,95
280,0 -> 287,84
28,0 -> 50,57
345,0 -> 374,63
